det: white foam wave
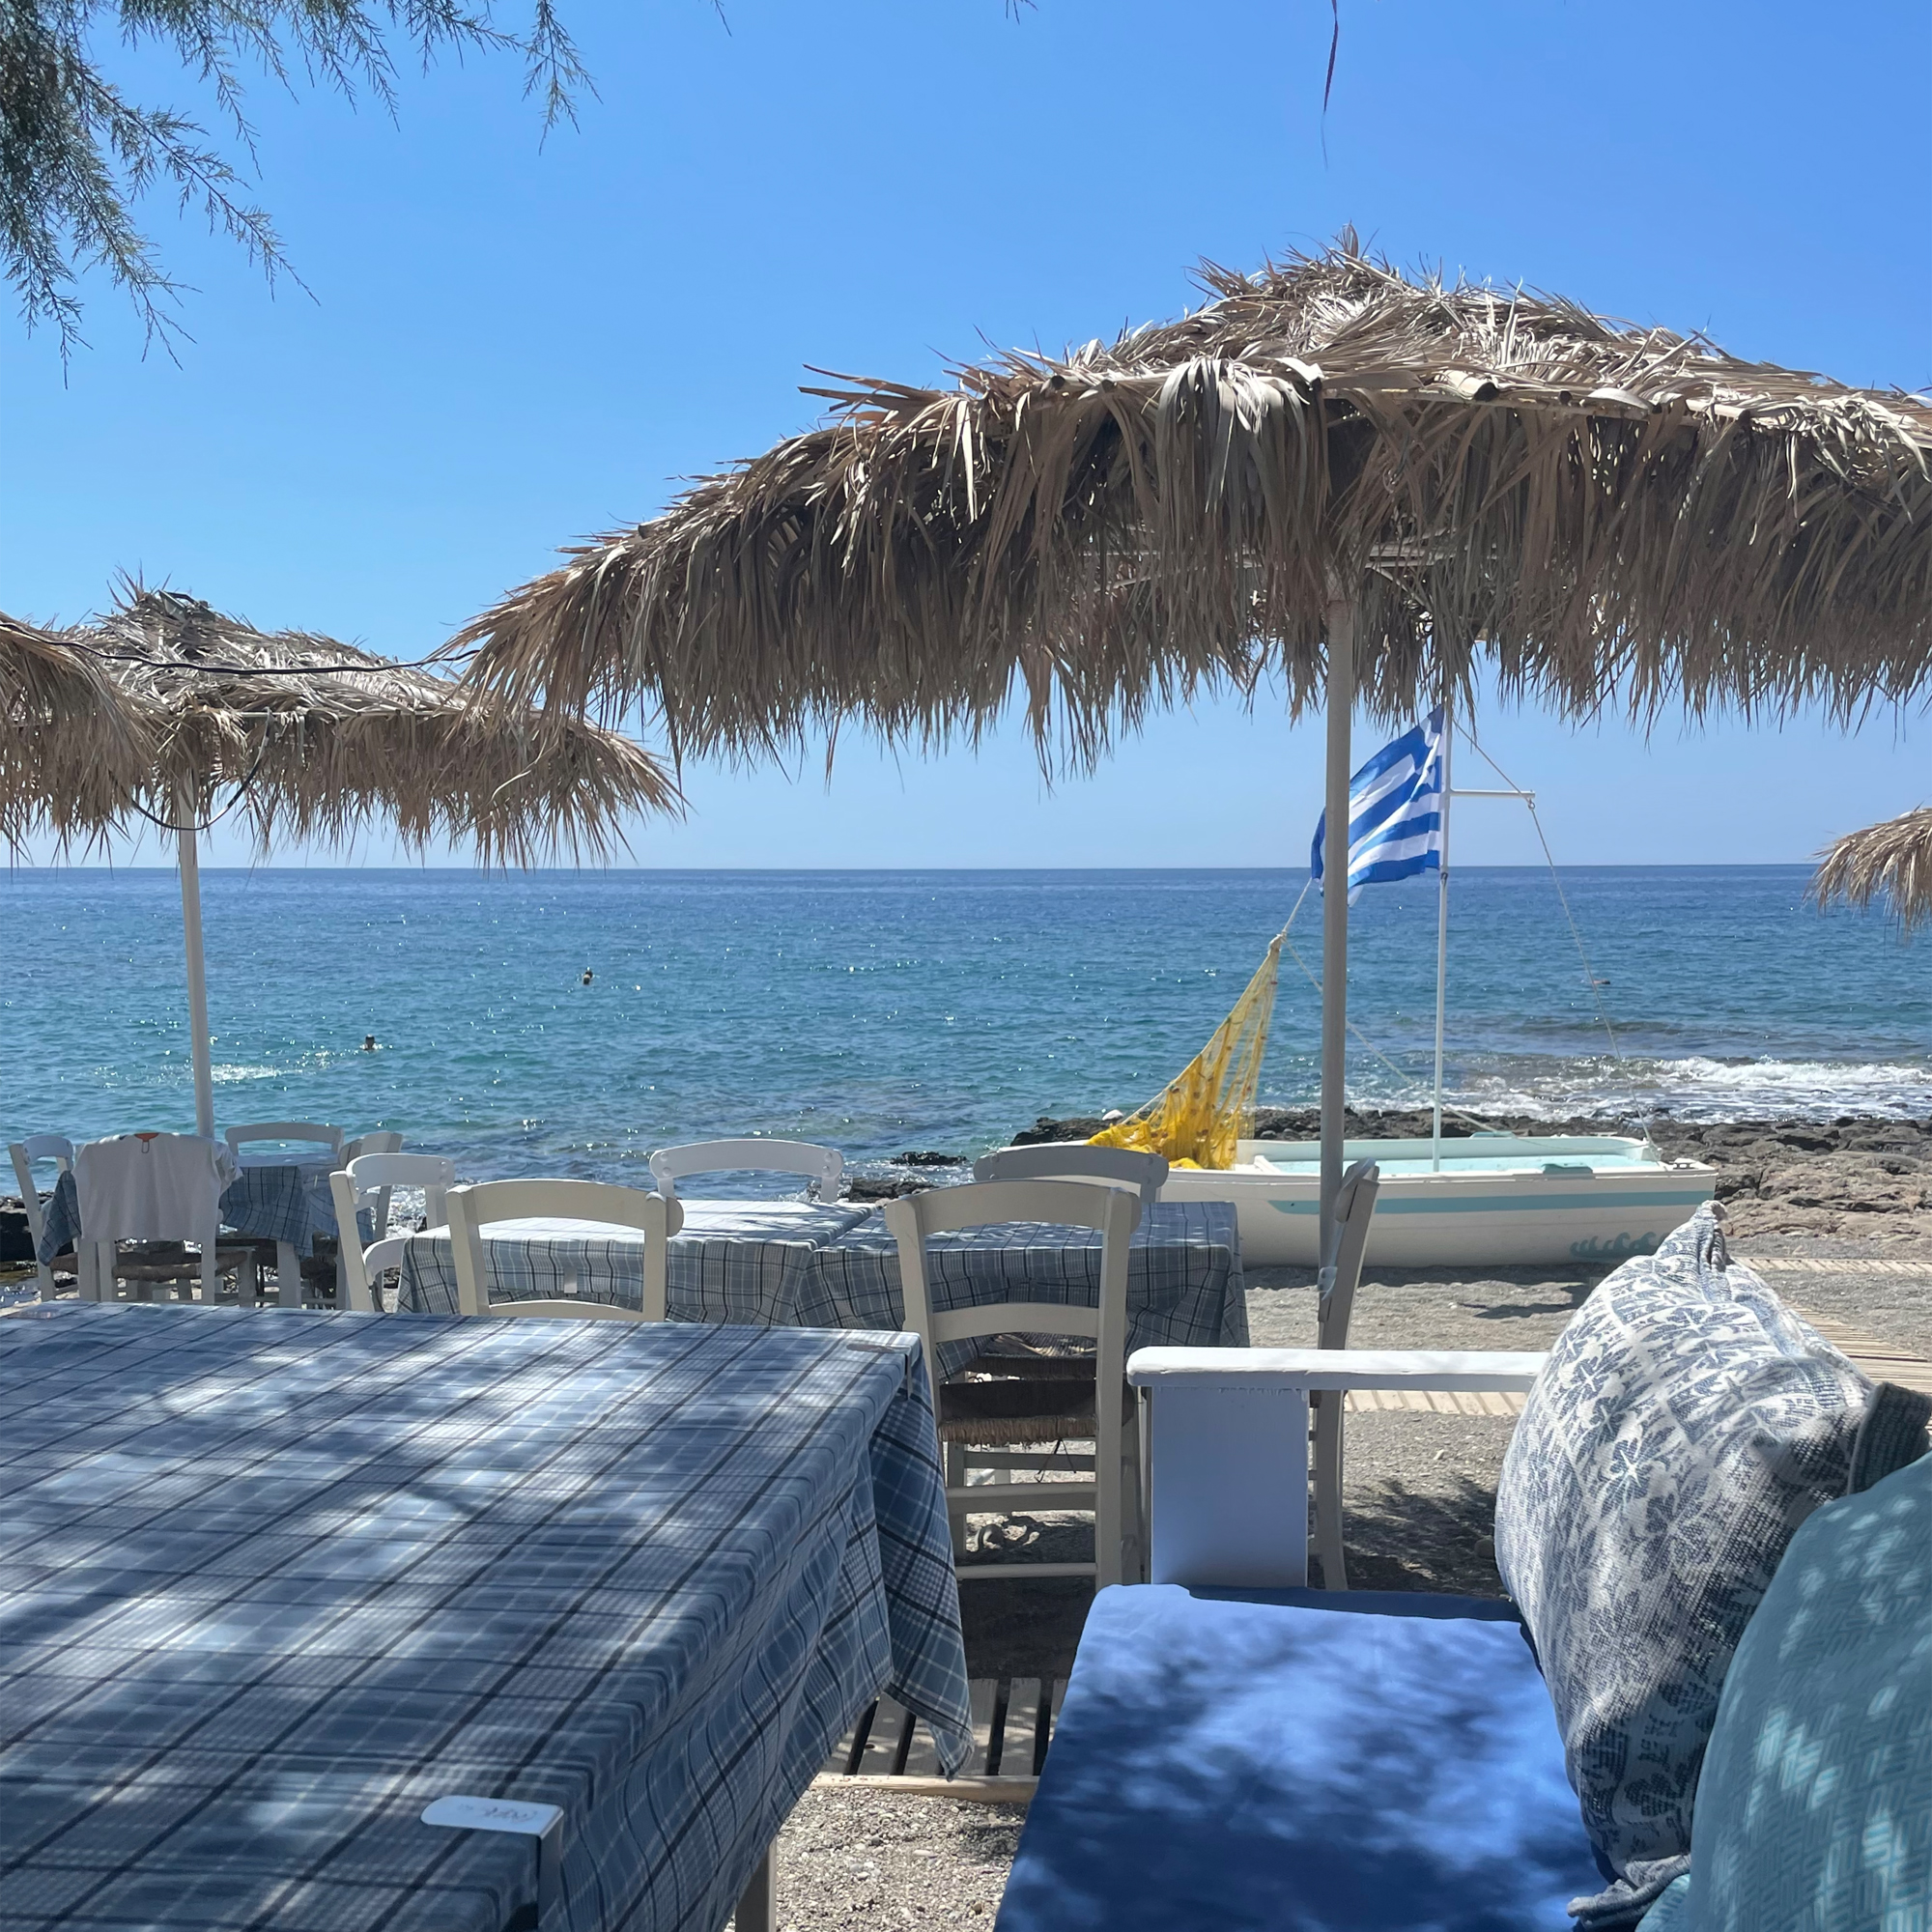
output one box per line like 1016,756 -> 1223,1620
1445,1055 -> 1932,1123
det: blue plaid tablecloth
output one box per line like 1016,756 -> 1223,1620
397,1202 -> 872,1321
0,1302 -> 971,1932
37,1157 -> 341,1264
32,1174 -> 78,1263
223,1154 -> 341,1255
398,1200 -> 1247,1376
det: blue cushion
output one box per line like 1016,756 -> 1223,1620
1636,1453 -> 1932,1932
996,1585 -> 1603,1932
1494,1204 -> 1929,1918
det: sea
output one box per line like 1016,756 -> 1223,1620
5,867 -> 1928,1190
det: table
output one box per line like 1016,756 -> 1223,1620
38,1155 -> 347,1307
224,1151 -> 344,1306
397,1200 -> 872,1321
0,1302 -> 972,1932
398,1201 -> 1249,1371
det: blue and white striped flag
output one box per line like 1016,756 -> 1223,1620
1311,706 -> 1446,902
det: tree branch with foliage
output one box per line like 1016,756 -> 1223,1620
0,1 -> 589,356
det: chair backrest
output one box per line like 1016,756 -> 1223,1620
1318,1159 -> 1381,1350
973,1143 -> 1170,1209
445,1179 -> 685,1320
648,1138 -> 844,1204
225,1121 -> 346,1158
342,1129 -> 404,1163
343,1152 -> 455,1236
883,1177 -> 1141,1385
9,1135 -> 74,1242
329,1156 -> 457,1311
11,1136 -> 75,1298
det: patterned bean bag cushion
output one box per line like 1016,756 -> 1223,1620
1494,1205 -> 1929,1928
1636,1451 -> 1932,1932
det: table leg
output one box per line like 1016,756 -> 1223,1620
733,1848 -> 776,1932
277,1241 -> 302,1308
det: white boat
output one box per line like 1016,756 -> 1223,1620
1161,1131 -> 1717,1267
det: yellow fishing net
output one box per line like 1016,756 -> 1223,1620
1089,932 -> 1284,1171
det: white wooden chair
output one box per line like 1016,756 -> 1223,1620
10,1136 -> 81,1300
885,1178 -> 1139,1590
973,1143 -> 1170,1210
328,1154 -> 456,1312
1313,1159 -> 1382,1589
445,1179 -> 684,1321
75,1133 -> 251,1304
648,1138 -> 843,1204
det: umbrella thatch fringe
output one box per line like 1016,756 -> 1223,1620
1,612 -> 156,849
449,235 -> 1932,770
1809,806 -> 1932,932
16,585 -> 681,861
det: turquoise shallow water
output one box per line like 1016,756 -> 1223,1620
4,867 -> 1927,1186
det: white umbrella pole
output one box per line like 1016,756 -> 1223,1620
1318,595 -> 1354,1267
176,788 -> 216,1139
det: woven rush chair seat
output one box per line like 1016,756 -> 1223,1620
937,1370 -> 1107,1446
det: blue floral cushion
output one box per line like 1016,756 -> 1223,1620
1494,1205 -> 1929,1926
1636,1452 -> 1931,1932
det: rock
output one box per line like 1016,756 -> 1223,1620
0,1203 -> 36,1265
895,1151 -> 965,1168
847,1176 -> 929,1202
1011,1118 -> 1110,1146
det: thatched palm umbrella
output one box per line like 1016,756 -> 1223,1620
1809,807 -> 1932,933
58,585 -> 681,1135
452,236 -> 1932,1247
1,612 -> 158,848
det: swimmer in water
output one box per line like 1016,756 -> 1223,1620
581,969 -> 593,985
362,1035 -> 378,1052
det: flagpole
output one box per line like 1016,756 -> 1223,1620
1431,699 -> 1452,1172
1319,594 -> 1354,1269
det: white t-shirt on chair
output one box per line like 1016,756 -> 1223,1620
76,1133 -> 240,1242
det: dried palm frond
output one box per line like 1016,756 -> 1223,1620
451,235 -> 1932,770
75,585 -> 681,862
0,611 -> 158,848
1809,806 -> 1932,932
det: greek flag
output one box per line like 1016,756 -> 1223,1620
1311,706 -> 1446,902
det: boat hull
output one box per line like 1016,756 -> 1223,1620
1159,1135 -> 1717,1267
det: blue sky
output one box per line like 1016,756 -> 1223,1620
5,0 -> 1926,868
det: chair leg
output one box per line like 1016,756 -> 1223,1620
1312,1391 -> 1349,1590
276,1240 -> 302,1308
944,1439 -> 969,1557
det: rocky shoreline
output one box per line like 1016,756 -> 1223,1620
1009,1109 -> 1932,1243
